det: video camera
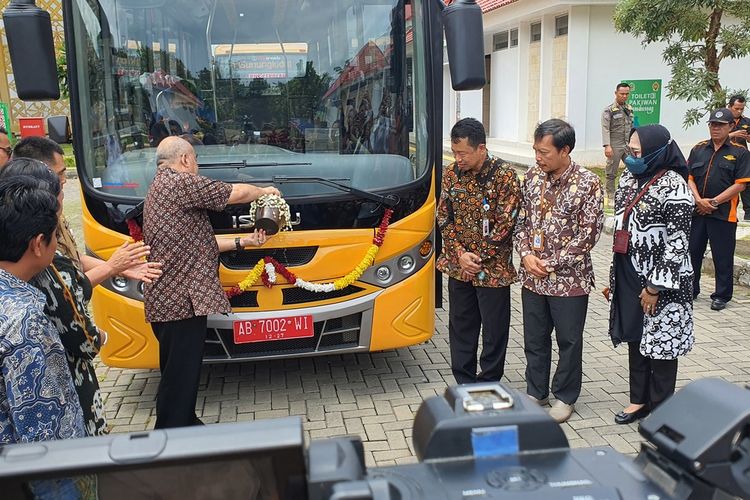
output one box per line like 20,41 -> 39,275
2,378 -> 749,499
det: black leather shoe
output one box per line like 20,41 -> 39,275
710,299 -> 727,311
614,406 -> 650,425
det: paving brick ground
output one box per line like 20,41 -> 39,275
63,179 -> 750,468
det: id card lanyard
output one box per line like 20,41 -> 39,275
532,176 -> 553,251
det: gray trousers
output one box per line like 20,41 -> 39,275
605,146 -> 627,198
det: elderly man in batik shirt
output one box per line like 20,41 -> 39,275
438,118 -> 521,385
514,119 -> 604,424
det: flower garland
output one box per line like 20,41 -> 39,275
126,219 -> 144,242
226,208 -> 393,298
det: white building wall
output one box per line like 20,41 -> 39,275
458,89 -> 484,124
490,47 -> 519,140
582,5 -> 750,163
444,1 -> 750,164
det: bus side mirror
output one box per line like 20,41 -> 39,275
441,0 -> 486,91
3,0 -> 60,101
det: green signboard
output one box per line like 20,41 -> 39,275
625,79 -> 662,126
0,102 -> 10,141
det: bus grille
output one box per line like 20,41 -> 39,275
220,247 -> 318,269
204,312 -> 362,360
282,285 -> 363,305
228,291 -> 259,308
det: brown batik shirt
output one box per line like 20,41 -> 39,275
514,161 -> 604,297
437,156 -> 521,287
143,167 -> 233,322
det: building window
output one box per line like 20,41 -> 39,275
555,15 -> 569,37
493,31 -> 509,51
510,28 -> 519,47
530,22 -> 542,43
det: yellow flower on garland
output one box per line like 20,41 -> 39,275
238,260 -> 265,290
333,245 -> 379,290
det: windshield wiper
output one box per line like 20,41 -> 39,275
248,175 -> 399,207
198,160 -> 312,169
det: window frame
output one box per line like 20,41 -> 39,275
493,30 -> 509,51
509,28 -> 519,47
530,22 -> 542,43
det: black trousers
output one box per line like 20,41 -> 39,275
628,342 -> 678,410
689,216 -> 736,302
448,278 -> 511,384
522,288 -> 588,405
152,316 -> 207,429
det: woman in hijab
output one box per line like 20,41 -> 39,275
607,124 -> 695,425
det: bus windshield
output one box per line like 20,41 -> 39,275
69,0 -> 427,200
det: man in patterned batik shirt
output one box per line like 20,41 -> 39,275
0,175 -> 86,443
514,119 -> 604,423
438,118 -> 521,385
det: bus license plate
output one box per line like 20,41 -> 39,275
233,315 -> 314,344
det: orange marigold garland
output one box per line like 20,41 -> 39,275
227,209 -> 393,297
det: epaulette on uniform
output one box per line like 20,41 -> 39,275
693,140 -> 709,149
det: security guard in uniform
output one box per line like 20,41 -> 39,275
728,94 -> 750,220
687,108 -> 750,311
601,83 -> 634,205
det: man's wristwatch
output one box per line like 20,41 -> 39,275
235,237 -> 243,251
709,199 -> 719,208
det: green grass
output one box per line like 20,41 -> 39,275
61,143 -> 76,170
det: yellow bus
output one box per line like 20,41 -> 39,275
5,0 -> 484,368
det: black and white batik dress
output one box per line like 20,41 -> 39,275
608,169 -> 695,360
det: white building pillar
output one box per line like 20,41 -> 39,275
517,21 -> 530,142
539,13 -> 556,123
566,5 -> 591,148
457,89 -> 483,123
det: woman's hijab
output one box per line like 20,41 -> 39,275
629,124 -> 688,180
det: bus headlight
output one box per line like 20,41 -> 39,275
359,233 -> 434,288
398,255 -> 415,274
112,276 -> 129,291
375,266 -> 392,284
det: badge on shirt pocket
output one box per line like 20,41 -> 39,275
531,229 -> 544,251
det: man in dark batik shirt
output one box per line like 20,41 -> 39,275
437,118 -> 521,385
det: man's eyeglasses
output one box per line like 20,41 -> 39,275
0,146 -> 11,156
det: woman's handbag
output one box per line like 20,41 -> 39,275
613,170 -> 667,255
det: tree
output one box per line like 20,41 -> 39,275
614,0 -> 750,127
57,46 -> 68,99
